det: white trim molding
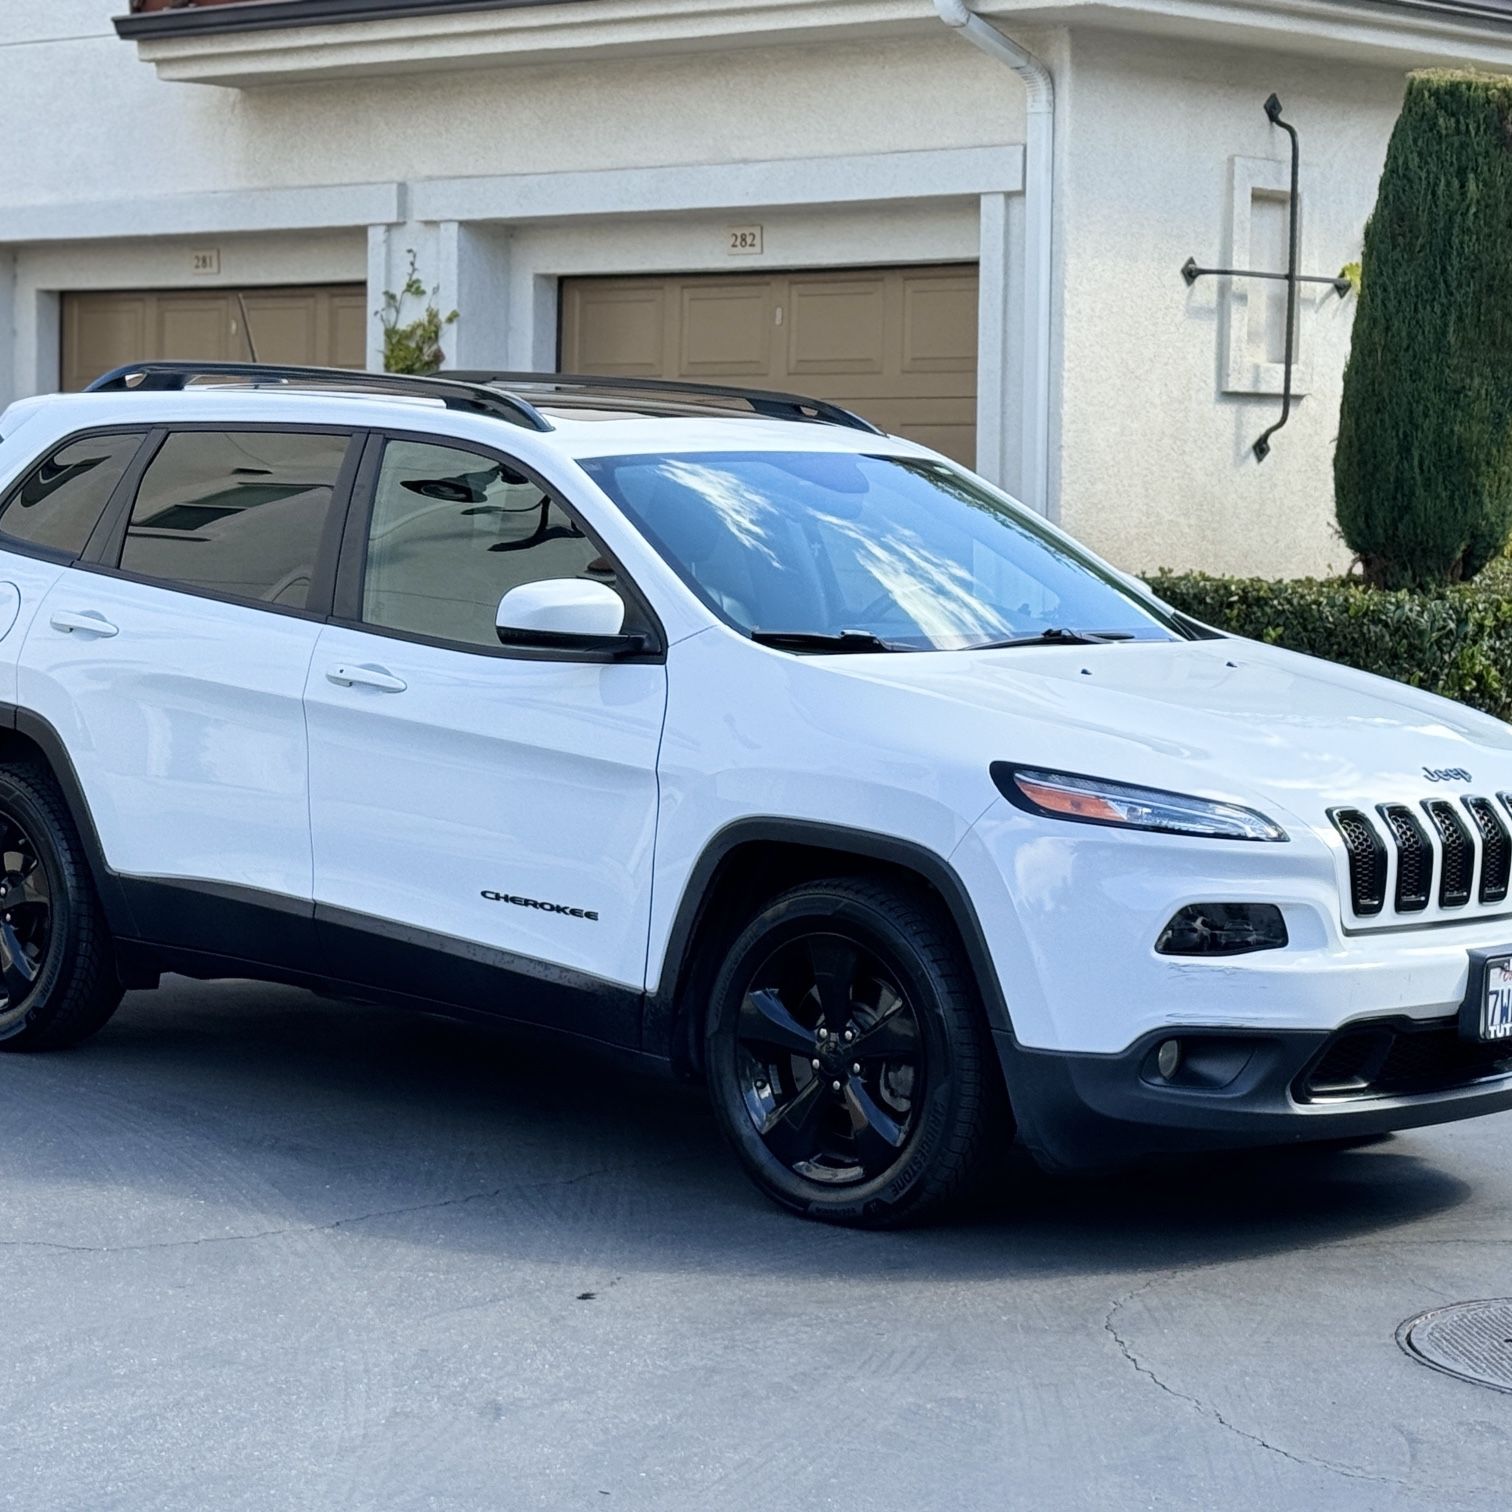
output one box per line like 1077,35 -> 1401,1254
127,0 -> 939,88
0,182 -> 406,248
410,147 -> 1024,226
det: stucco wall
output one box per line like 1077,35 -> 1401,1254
1055,29 -> 1403,579
2,4 -> 1025,204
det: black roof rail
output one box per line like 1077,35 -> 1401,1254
447,370 -> 886,436
84,361 -> 554,433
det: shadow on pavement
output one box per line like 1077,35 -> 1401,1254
1,976 -> 1475,1284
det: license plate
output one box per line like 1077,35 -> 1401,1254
1482,956 -> 1512,1041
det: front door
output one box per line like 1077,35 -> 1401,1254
302,434 -> 666,1046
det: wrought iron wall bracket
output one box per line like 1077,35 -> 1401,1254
1181,95 -> 1348,461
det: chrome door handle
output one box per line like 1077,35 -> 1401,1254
49,610 -> 119,638
326,664 -> 407,694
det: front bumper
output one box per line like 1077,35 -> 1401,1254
996,1016 -> 1512,1171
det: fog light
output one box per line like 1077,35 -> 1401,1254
1156,903 -> 1287,957
1156,1039 -> 1182,1079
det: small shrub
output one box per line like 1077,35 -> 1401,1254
1334,70 -> 1512,589
1147,571 -> 1512,720
379,250 -> 458,376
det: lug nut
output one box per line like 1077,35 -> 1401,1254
852,1063 -> 860,1074
843,1030 -> 853,1042
831,1080 -> 841,1091
818,1028 -> 828,1040
811,1058 -> 821,1069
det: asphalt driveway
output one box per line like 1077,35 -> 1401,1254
0,977 -> 1508,1510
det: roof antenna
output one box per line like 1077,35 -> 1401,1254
234,292 -> 261,363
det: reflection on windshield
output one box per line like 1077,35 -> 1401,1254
816,511 -> 1017,647
660,459 -> 785,570
580,451 -> 1176,652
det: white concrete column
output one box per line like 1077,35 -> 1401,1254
0,252 -> 18,407
435,222 -> 512,371
976,192 -> 1011,491
12,283 -> 59,402
976,191 -> 1031,502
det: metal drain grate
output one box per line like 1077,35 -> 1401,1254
1398,1300 -> 1512,1393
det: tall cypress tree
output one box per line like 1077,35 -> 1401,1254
1335,71 -> 1512,588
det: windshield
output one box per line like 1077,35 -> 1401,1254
579,451 -> 1177,651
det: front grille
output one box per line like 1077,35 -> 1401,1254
1379,804 -> 1433,912
1329,808 -> 1386,916
1423,801 -> 1473,908
1297,1019 -> 1512,1102
1465,797 -> 1510,904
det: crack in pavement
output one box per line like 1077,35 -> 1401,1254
0,1166 -> 614,1256
1103,1276 -> 1407,1488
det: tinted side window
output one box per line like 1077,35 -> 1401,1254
0,432 -> 142,557
361,439 -> 625,650
120,430 -> 350,610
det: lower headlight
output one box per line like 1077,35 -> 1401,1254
991,764 -> 1288,842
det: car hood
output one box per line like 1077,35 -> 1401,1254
824,635 -> 1512,821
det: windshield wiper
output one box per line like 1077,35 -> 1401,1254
967,627 -> 1139,650
750,629 -> 915,654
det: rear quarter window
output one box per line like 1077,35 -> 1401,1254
0,431 -> 143,558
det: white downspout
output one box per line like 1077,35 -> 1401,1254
933,0 -> 1054,517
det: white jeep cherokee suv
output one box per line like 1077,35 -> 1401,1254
0,360 -> 1508,1227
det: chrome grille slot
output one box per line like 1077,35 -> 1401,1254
1378,804 -> 1433,912
1423,800 -> 1473,908
1329,807 -> 1387,916
1465,797 -> 1510,904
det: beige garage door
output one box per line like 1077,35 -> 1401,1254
560,265 -> 978,465
61,285 -> 367,392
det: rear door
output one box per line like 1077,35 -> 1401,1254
302,431 -> 666,1046
20,425 -> 359,949
0,428 -> 150,708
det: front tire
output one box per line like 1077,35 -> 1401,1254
0,763 -> 121,1051
705,876 -> 1003,1227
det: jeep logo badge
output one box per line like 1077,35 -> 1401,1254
1423,766 -> 1473,784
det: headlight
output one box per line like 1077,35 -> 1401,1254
991,764 -> 1288,842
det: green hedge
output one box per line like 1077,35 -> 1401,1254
1145,569 -> 1512,721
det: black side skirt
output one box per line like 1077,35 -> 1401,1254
116,875 -> 644,1051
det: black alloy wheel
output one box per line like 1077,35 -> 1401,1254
0,815 -> 52,1033
0,762 -> 122,1051
735,931 -> 923,1185
706,876 -> 1003,1227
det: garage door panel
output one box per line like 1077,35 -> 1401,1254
241,294 -> 325,365
63,294 -> 150,393
563,284 -> 667,376
901,275 -> 979,374
786,276 -> 888,378
157,298 -> 236,364
680,283 -> 773,376
562,264 -> 978,464
330,293 -> 369,369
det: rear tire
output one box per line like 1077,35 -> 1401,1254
705,876 -> 1004,1228
0,763 -> 122,1051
